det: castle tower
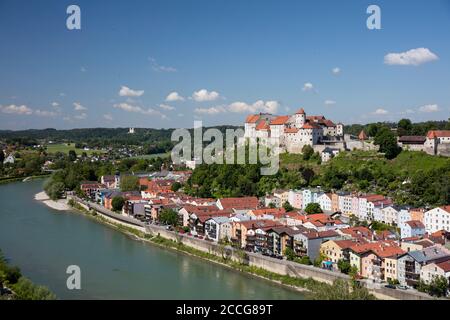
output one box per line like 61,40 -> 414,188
294,108 -> 306,128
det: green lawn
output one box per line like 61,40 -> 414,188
45,143 -> 105,156
130,152 -> 171,160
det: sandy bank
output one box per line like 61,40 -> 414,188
34,191 -> 50,200
35,191 -> 70,211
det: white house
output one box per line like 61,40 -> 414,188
3,154 -> 15,164
316,193 -> 332,212
288,190 -> 303,209
321,148 -> 340,163
400,220 -> 426,239
420,260 -> 450,286
424,206 -> 450,233
204,217 -> 231,242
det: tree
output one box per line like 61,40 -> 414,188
268,202 -> 276,209
158,208 -> 179,226
283,201 -> 294,212
374,127 -> 401,159
111,196 -> 125,212
302,145 -> 314,161
310,279 -> 375,300
11,277 -> 56,300
284,247 -> 295,261
120,175 -> 140,192
68,150 -> 77,162
44,181 -> 65,200
171,182 -> 182,192
298,256 -> 312,265
427,276 -> 449,297
337,259 -> 352,274
0,150 -> 4,163
367,123 -> 381,138
305,203 -> 323,215
398,119 -> 412,136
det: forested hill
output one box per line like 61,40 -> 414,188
0,125 -> 242,146
344,120 -> 450,137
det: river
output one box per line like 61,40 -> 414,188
0,180 -> 305,299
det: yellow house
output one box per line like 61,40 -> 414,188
320,239 -> 357,264
384,257 -> 399,282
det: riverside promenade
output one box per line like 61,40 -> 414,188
68,195 -> 437,300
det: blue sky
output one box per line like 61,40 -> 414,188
0,0 -> 449,130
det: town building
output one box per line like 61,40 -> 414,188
424,206 -> 450,233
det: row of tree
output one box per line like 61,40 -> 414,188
0,249 -> 55,300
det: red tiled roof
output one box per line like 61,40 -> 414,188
255,120 -> 269,131
436,259 -> 450,272
358,130 -> 368,140
427,130 -> 450,139
245,114 -> 260,124
405,220 -> 425,229
361,194 -> 386,202
302,230 -> 339,239
306,116 -> 325,121
440,205 -> 450,213
334,239 -> 360,249
250,208 -> 286,216
341,226 -> 374,239
219,197 -> 259,210
270,116 -> 290,125
239,219 -> 281,230
323,119 -> 336,127
301,122 -> 321,129
296,108 -> 305,114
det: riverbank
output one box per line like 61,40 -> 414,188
66,198 -> 378,300
0,174 -> 51,185
35,191 -> 70,211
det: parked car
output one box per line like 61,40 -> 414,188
397,285 -> 408,290
385,284 -> 396,289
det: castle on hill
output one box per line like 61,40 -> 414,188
243,108 -> 347,154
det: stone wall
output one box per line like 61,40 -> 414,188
77,199 -> 437,300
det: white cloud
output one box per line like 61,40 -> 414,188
192,89 -> 220,102
59,93 -> 66,97
324,100 -> 336,106
159,104 -> 175,111
194,106 -> 227,115
119,86 -> 144,97
103,114 -> 113,121
73,102 -> 87,111
177,113 -> 184,117
81,66 -> 87,72
0,104 -> 33,115
372,108 -> 389,115
332,67 -> 341,75
51,102 -> 59,107
74,113 -> 87,120
419,104 -> 440,113
165,91 -> 185,102
35,110 -> 57,117
228,100 -> 279,114
148,57 -> 177,73
302,82 -> 314,92
113,103 -> 165,118
402,109 -> 416,115
384,48 -> 438,66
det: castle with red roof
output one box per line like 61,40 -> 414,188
244,108 -> 344,153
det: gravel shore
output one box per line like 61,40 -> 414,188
35,191 -> 70,211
